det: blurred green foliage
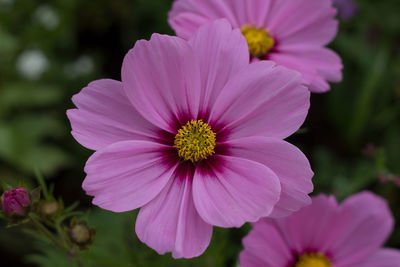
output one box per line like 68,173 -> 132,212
25,209 -> 247,267
0,0 -> 399,266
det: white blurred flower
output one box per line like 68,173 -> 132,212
0,0 -> 14,10
35,5 -> 59,30
16,49 -> 49,80
65,55 -> 95,78
0,0 -> 14,6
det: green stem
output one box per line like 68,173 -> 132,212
34,168 -> 51,200
59,211 -> 84,223
30,214 -> 84,266
347,45 -> 389,146
55,218 -> 69,248
68,246 -> 84,267
74,256 -> 84,267
29,213 -> 67,252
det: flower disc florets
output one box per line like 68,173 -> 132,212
174,120 -> 216,163
295,253 -> 332,267
241,25 -> 275,58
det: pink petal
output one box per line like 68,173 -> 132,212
135,170 -> 212,258
227,0 -> 273,27
359,249 -> 400,267
267,0 -> 338,46
169,0 -> 239,40
240,219 -> 294,267
270,46 -> 343,92
169,0 -> 276,40
67,79 -> 159,150
169,0 -> 338,46
188,19 -> 249,115
14,188 -> 31,207
83,141 -> 176,212
269,194 -> 346,254
192,155 -> 281,228
4,199 -> 25,216
330,192 -> 394,266
209,61 -> 310,139
240,193 -> 399,267
225,137 -> 313,218
121,34 -> 201,133
168,13 -> 210,41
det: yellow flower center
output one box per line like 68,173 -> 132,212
241,24 -> 275,58
174,120 -> 216,163
295,253 -> 332,267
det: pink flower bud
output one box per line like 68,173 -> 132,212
1,187 -> 31,217
393,176 -> 400,187
362,143 -> 376,157
378,173 -> 390,184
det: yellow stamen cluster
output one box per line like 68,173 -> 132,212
174,120 -> 216,163
295,253 -> 332,267
241,24 -> 275,58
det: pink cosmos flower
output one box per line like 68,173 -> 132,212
67,19 -> 313,258
168,0 -> 343,93
240,191 -> 400,267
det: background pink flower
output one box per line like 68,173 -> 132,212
240,191 -> 400,267
67,19 -> 313,258
168,0 -> 343,93
333,0 -> 359,21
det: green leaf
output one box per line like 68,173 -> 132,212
0,83 -> 62,112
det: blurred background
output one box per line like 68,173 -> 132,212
0,0 -> 399,266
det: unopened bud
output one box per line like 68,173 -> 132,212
68,220 -> 95,248
1,187 -> 31,217
40,201 -> 60,217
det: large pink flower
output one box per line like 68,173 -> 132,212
240,191 -> 400,267
168,0 -> 343,93
67,19 -> 313,258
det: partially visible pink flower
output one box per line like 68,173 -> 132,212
378,173 -> 390,184
333,0 -> 358,21
240,191 -> 400,267
168,0 -> 343,93
392,177 -> 400,187
1,187 -> 31,217
362,142 -> 376,157
67,19 -> 313,258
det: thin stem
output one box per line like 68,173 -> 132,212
34,168 -> 51,200
347,45 -> 389,146
30,214 -> 84,266
29,213 -> 67,252
59,211 -> 84,224
64,201 -> 80,213
68,246 -> 84,267
74,256 -> 85,267
55,218 -> 69,248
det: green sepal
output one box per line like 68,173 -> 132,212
30,187 -> 41,203
6,217 -> 30,228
